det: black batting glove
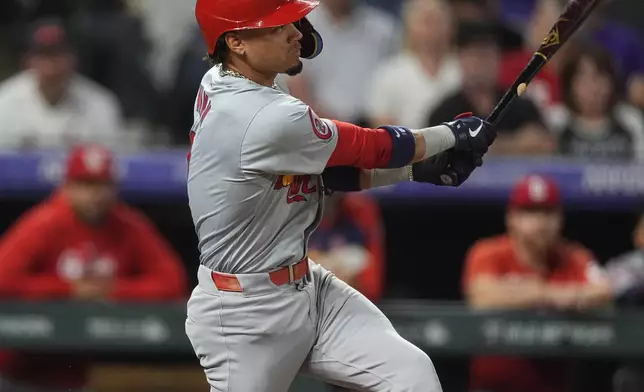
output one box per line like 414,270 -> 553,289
439,151 -> 480,186
412,151 -> 479,187
444,112 -> 496,156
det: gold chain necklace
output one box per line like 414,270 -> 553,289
219,66 -> 279,90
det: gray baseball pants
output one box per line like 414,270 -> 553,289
185,261 -> 442,392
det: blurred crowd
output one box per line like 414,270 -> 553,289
0,0 -> 643,161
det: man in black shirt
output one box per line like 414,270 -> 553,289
427,21 -> 556,156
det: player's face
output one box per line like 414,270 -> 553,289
238,23 -> 304,75
65,181 -> 117,225
507,208 -> 562,250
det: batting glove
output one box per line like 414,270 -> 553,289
444,112 -> 496,157
412,150 -> 479,187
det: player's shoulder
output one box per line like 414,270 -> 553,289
263,93 -> 309,116
248,92 -> 311,132
9,193 -> 70,232
203,65 -> 297,119
558,240 -> 595,265
467,235 -> 513,260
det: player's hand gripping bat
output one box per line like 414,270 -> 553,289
440,0 -> 604,186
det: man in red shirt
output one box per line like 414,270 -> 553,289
0,144 -> 187,391
462,174 -> 613,392
307,192 -> 385,302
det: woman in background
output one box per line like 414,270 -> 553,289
550,46 -> 644,162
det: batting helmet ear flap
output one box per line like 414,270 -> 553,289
295,17 -> 323,59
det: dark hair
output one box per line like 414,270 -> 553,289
560,45 -> 621,114
452,0 -> 486,5
205,35 -> 229,66
455,21 -> 499,49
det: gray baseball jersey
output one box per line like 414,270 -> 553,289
187,65 -> 339,273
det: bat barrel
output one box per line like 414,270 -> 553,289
486,0 -> 601,126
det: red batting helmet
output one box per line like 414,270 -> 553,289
195,0 -> 320,56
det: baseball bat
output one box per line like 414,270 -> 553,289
441,0 -> 603,186
486,0 -> 603,125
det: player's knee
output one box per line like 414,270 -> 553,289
395,347 -> 442,392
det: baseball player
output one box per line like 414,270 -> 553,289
185,1 -> 497,391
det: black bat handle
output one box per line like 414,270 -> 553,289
486,53 -> 548,126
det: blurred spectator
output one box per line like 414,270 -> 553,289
0,144 -> 187,392
365,0 -> 461,129
463,174 -> 613,392
166,27 -> 211,145
498,0 -> 537,26
605,209 -> 644,306
427,21 -> 556,156
72,0 -> 164,140
451,0 -> 524,52
605,209 -> 644,392
364,0 -> 402,15
499,0 -> 571,113
308,192 -> 385,302
533,0 -> 644,109
0,0 -> 25,81
0,18 -> 127,150
550,46 -> 644,161
586,1 -> 644,110
130,0 -> 197,90
287,0 -> 400,125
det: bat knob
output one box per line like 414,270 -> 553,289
441,172 -> 455,186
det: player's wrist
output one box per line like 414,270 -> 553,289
414,125 -> 456,160
369,167 -> 412,188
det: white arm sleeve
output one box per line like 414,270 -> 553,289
241,95 -> 338,175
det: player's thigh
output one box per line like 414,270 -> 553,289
303,266 -> 442,392
185,285 -> 315,392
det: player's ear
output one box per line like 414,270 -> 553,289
225,33 -> 246,56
